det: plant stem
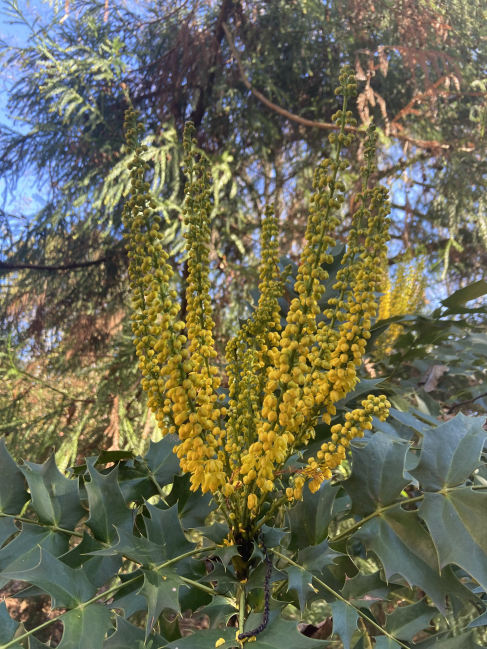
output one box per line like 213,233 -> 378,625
238,585 -> 246,636
271,549 -> 410,649
0,544 -> 222,649
330,483 -> 487,543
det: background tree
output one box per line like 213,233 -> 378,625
1,0 -> 487,460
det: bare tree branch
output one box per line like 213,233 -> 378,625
0,253 -> 123,272
222,23 -> 452,152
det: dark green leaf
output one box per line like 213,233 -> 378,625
29,637 -> 50,649
467,610 -> 487,628
139,567 -> 184,638
419,489 -> 487,592
95,450 -> 135,466
330,600 -> 359,649
287,481 -> 339,551
20,455 -> 86,531
166,473 -> 217,529
261,524 -> 288,549
211,544 -> 240,568
373,638 -> 401,649
340,379 -> 390,406
353,505 -> 477,613
0,524 -> 69,588
199,561 -> 238,591
144,502 -> 195,568
144,435 -> 180,487
285,564 -> 318,611
58,605 -> 113,649
416,630 -> 486,648
193,596 -> 237,628
60,532 -> 123,589
384,598 -> 435,641
241,610 -> 331,649
441,280 -> 487,307
165,628 -> 237,649
0,600 -> 19,644
109,570 -> 147,617
103,615 -> 165,649
179,581 -> 212,612
198,522 -> 228,544
0,438 -> 29,515
85,459 -> 132,544
410,414 -> 487,491
341,571 -> 399,609
343,433 -> 410,516
96,527 -> 166,568
159,615 -> 182,643
246,560 -> 286,591
1,548 -> 96,608
0,517 -> 18,547
298,539 -> 343,574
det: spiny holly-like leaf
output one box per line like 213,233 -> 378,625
415,630 -> 486,648
144,502 -> 195,567
211,544 -> 241,568
1,548 -> 96,608
20,454 -> 86,531
96,527 -> 166,568
0,438 -> 29,514
342,433 -> 410,515
29,636 -> 50,648
330,600 -> 359,649
159,615 -> 182,643
419,489 -> 487,592
246,559 -> 286,591
261,524 -> 288,549
468,609 -> 487,628
165,628 -> 237,649
353,505 -> 477,614
298,538 -> 343,574
109,570 -> 147,618
103,615 -> 165,648
60,531 -> 123,589
287,481 -> 339,550
198,522 -> 228,544
284,564 -> 318,611
144,435 -> 180,487
0,524 -> 69,588
341,571 -> 400,610
240,609 -> 331,649
0,600 -> 19,644
166,473 -> 217,529
0,517 -> 17,547
139,567 -> 185,638
179,581 -> 212,612
410,414 -> 487,490
373,637 -> 401,649
384,597 -> 435,641
193,596 -> 237,628
85,459 -> 132,544
199,561 -> 239,591
58,605 -> 113,649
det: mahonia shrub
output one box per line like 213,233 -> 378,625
122,66 -> 391,546
1,67 -> 487,649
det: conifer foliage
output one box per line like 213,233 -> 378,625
0,67 -> 487,649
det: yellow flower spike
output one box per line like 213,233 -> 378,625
122,66 -> 391,536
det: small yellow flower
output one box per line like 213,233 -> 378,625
215,638 -> 225,648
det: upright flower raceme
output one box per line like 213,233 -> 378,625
122,65 -> 391,542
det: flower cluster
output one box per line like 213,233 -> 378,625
376,256 -> 427,356
122,66 -> 391,541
